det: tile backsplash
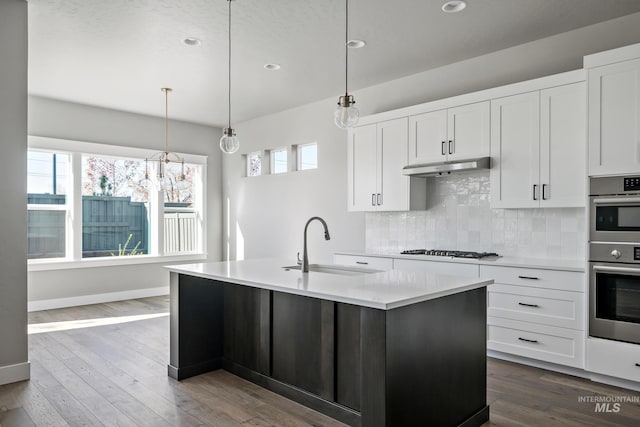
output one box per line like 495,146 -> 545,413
365,172 -> 585,259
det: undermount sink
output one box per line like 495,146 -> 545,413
282,263 -> 382,276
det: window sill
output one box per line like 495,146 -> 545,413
28,253 -> 208,272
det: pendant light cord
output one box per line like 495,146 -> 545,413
228,0 -> 232,129
345,0 -> 348,95
164,89 -> 169,153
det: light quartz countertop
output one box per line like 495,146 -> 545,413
166,258 -> 493,310
334,251 -> 585,272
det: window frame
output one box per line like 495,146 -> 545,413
269,147 -> 288,174
297,142 -> 318,171
28,136 -> 208,271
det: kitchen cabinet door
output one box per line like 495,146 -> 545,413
408,109 -> 447,164
588,58 -> 640,176
540,82 -> 586,208
447,101 -> 490,161
490,92 -> 541,208
348,124 -> 378,212
378,118 -> 409,211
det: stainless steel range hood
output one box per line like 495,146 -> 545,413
402,157 -> 490,177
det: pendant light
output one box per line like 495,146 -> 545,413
145,88 -> 185,186
334,0 -> 359,129
219,0 -> 240,154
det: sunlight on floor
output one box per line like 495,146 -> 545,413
28,312 -> 169,335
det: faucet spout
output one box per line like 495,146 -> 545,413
302,216 -> 331,273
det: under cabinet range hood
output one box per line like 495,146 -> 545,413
402,157 -> 491,177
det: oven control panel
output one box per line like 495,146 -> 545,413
624,177 -> 640,191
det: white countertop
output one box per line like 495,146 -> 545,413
335,251 -> 585,272
166,258 -> 493,310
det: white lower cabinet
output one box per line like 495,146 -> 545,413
588,338 -> 640,382
333,254 -> 394,271
488,317 -> 585,368
480,265 -> 586,368
393,258 -> 479,277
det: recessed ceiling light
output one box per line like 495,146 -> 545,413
347,39 -> 366,49
441,0 -> 466,13
263,63 -> 281,70
183,37 -> 201,46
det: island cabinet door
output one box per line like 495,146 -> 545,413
223,284 -> 271,375
271,292 -> 336,400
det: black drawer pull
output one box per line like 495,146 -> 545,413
518,337 -> 539,344
518,275 -> 539,280
355,261 -> 369,265
635,363 -> 640,367
518,302 -> 539,308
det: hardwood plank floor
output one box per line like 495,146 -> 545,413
0,296 -> 638,426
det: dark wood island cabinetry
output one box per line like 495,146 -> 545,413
167,260 -> 491,426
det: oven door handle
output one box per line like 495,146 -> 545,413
593,197 -> 640,205
593,265 -> 640,276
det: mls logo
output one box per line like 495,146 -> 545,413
595,403 -> 621,413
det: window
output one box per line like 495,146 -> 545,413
27,151 -> 70,259
298,143 -> 318,170
81,155 -> 150,258
27,136 -> 207,267
247,152 -> 262,177
270,148 -> 288,174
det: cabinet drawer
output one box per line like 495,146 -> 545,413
394,258 -> 479,277
333,254 -> 393,271
488,284 -> 584,330
480,265 -> 584,292
488,317 -> 585,368
588,338 -> 640,382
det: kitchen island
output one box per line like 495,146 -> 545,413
166,259 -> 492,427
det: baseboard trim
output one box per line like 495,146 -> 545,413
0,362 -> 30,385
488,350 -> 640,392
487,350 -> 589,379
28,286 -> 169,312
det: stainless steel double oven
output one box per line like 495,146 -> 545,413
589,176 -> 640,344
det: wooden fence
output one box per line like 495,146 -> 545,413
28,195 -> 197,258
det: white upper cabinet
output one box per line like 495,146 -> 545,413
348,118 -> 414,212
447,102 -> 491,161
348,124 -> 378,211
408,101 -> 490,165
491,82 -> 586,208
540,82 -> 586,207
491,92 -> 541,208
588,57 -> 640,176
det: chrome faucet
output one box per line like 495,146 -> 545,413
301,216 -> 331,273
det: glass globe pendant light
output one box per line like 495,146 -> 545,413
334,0 -> 359,129
220,0 -> 240,153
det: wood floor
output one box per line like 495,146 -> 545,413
0,296 -> 638,426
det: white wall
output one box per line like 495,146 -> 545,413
224,12 -> 640,263
0,0 -> 29,385
28,97 -> 222,304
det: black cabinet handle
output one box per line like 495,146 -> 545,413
518,337 -> 539,344
518,302 -> 539,308
518,275 -> 539,280
635,363 -> 640,367
371,194 -> 376,206
355,261 -> 369,265
377,193 -> 382,206
441,141 -> 446,156
542,184 -> 548,200
448,140 -> 453,155
533,184 -> 538,201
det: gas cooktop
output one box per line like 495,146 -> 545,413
400,249 -> 500,259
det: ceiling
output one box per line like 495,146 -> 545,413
28,0 -> 640,127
